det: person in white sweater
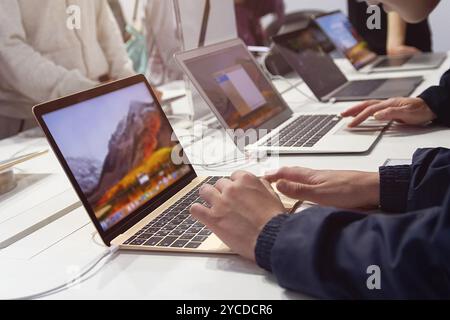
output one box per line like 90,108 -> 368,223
0,0 -> 135,139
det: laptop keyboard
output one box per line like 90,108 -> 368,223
262,115 -> 342,148
123,176 -> 222,249
336,79 -> 385,97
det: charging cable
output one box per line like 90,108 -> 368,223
9,245 -> 119,300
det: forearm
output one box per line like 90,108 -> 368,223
376,0 -> 439,23
256,201 -> 450,299
386,12 -> 406,54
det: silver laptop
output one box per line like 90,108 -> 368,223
272,26 -> 423,103
33,75 -> 231,254
314,11 -> 447,73
175,39 -> 388,154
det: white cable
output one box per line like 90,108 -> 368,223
9,245 -> 119,300
259,52 -> 318,102
271,75 -> 318,102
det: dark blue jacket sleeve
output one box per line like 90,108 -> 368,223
419,68 -> 450,127
255,148 -> 450,299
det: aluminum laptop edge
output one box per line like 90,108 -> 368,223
272,27 -> 423,103
175,38 -> 388,154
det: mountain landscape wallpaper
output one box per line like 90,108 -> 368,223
44,85 -> 192,231
44,82 -> 192,230
77,100 -> 189,230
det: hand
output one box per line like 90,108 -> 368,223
387,45 -> 421,56
189,171 -> 286,261
265,167 -> 380,210
342,97 -> 437,128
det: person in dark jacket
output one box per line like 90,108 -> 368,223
188,0 -> 449,300
190,148 -> 450,299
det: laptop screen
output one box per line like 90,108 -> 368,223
315,11 -> 377,70
42,82 -> 192,232
181,42 -> 289,130
273,25 -> 348,99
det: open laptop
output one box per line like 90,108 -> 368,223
33,75 -> 230,254
176,39 -> 388,154
314,11 -> 447,73
272,26 -> 423,103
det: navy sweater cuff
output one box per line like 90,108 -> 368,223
255,214 -> 290,272
419,87 -> 450,127
379,165 -> 411,213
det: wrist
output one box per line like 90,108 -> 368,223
255,214 -> 290,272
366,172 -> 381,207
419,98 -> 438,122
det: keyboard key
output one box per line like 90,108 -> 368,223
199,229 -> 212,236
192,235 -> 208,243
145,227 -> 159,234
130,238 -> 147,246
157,236 -> 179,247
170,230 -> 185,237
123,237 -> 135,245
143,237 -> 164,246
156,230 -> 171,237
171,240 -> 189,248
180,233 -> 196,240
185,242 -> 202,249
188,226 -> 203,234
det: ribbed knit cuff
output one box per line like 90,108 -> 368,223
419,86 -> 450,127
379,165 -> 411,213
255,214 -> 290,272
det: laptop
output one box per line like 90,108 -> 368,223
175,39 -> 388,154
314,11 -> 447,73
33,75 -> 231,254
272,26 -> 423,103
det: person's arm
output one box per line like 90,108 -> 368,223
418,69 -> 450,127
0,0 -> 97,104
386,12 -> 421,56
256,196 -> 450,299
257,148 -> 450,299
96,0 -> 135,80
368,0 -> 439,23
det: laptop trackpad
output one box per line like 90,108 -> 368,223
333,119 -> 387,136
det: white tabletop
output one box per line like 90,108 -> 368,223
1,57 -> 449,300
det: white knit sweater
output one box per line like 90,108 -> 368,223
0,0 -> 135,119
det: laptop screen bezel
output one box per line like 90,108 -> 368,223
314,10 -> 378,70
175,38 -> 293,140
33,75 -> 197,246
272,26 -> 349,100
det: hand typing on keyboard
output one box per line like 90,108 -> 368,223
190,171 -> 286,261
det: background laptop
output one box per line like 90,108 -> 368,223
314,11 -> 447,73
33,75 -> 230,254
176,39 -> 387,154
272,26 -> 423,102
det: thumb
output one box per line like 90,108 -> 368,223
276,180 -> 314,200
